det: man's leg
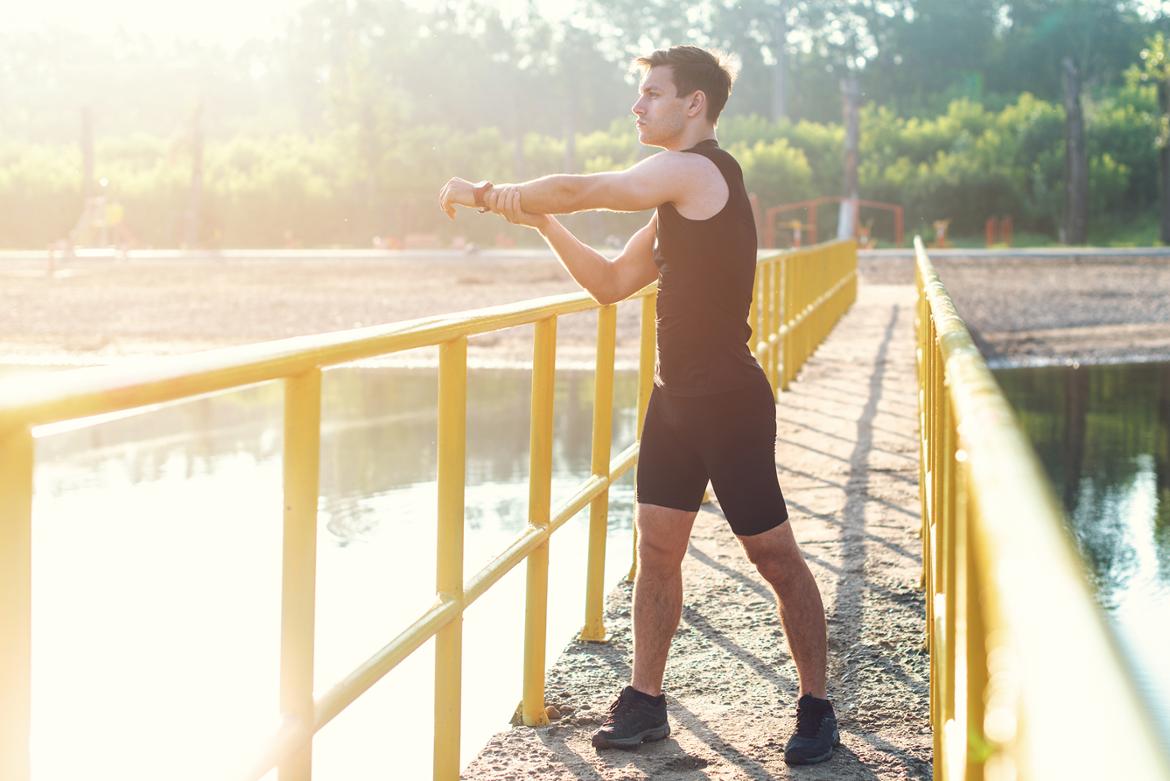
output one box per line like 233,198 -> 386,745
591,501 -> 696,749
738,521 -> 838,764
736,521 -> 826,697
631,502 -> 697,696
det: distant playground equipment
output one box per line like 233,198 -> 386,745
760,196 -> 904,249
985,215 -> 1014,247
47,179 -> 139,276
930,219 -> 951,249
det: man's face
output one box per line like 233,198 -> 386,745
632,66 -> 690,147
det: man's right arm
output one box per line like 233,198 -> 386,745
537,214 -> 659,305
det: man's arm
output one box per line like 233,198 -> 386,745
536,214 -> 659,305
490,152 -> 700,215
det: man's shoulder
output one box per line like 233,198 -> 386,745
638,149 -> 724,182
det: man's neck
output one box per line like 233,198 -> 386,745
661,124 -> 718,152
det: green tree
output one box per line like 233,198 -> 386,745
1135,32 -> 1170,242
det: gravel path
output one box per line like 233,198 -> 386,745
464,285 -> 930,780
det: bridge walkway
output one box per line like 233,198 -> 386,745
465,283 -> 931,780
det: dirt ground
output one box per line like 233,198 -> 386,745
856,253 -> 1170,367
1,251 -> 1166,369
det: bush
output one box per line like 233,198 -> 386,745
0,87 -> 1163,248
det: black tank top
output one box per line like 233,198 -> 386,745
652,139 -> 764,396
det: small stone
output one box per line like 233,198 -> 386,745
544,704 -> 561,721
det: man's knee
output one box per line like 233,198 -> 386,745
637,532 -> 687,573
635,504 -> 694,573
740,525 -> 805,587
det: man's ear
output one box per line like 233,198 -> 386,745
687,90 -> 706,118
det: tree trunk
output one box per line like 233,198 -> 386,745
1159,78 -> 1170,245
81,106 -> 94,199
1062,57 -> 1088,245
838,74 -> 861,239
768,10 -> 789,122
184,102 -> 204,249
563,89 -> 577,174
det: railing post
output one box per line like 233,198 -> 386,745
280,370 -> 322,781
768,261 -> 781,393
964,476 -> 989,780
582,306 -> 617,642
781,256 -> 793,390
631,293 -> 657,582
0,425 -> 33,781
749,262 -> 761,365
435,337 -> 467,781
522,318 -> 556,726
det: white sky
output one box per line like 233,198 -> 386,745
7,0 -> 1167,49
7,0 -> 579,48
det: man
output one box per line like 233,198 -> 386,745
439,45 -> 839,767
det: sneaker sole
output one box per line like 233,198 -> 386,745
591,722 -> 671,750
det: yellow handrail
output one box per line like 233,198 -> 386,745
0,240 -> 856,781
914,237 -> 1170,780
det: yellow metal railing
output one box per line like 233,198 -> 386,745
915,237 -> 1170,780
0,239 -> 855,781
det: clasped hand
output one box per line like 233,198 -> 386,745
438,177 -> 547,229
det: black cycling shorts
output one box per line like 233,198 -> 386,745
635,375 -> 789,536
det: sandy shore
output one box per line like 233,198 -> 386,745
2,251 -> 1166,370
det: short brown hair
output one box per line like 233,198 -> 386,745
635,46 -> 736,123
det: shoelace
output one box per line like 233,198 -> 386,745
603,690 -> 638,723
795,704 -> 827,738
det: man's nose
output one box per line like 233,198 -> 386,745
632,101 -> 644,116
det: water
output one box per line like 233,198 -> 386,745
18,357 -> 641,780
995,361 -> 1170,742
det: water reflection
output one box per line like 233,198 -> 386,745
30,363 -> 641,780
995,361 -> 1170,739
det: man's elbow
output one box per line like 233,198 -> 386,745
590,278 -> 622,306
590,288 -> 618,307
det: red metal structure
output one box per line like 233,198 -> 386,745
761,196 -> 904,249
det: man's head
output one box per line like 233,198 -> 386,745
632,46 -> 735,147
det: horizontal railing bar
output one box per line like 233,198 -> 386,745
464,526 -> 545,606
3,243 -> 845,434
609,441 -> 638,480
787,272 -> 855,330
550,475 -> 609,530
1,289 -> 660,431
2,247 -> 837,433
242,471 -> 628,778
312,597 -> 460,731
233,718 -> 311,781
464,471 -> 612,607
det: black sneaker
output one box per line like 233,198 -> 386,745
591,686 -> 670,749
783,694 -> 840,765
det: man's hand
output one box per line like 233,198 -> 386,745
487,185 -> 550,230
438,177 -> 478,220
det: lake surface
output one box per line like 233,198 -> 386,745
995,361 -> 1170,743
19,360 -> 641,780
